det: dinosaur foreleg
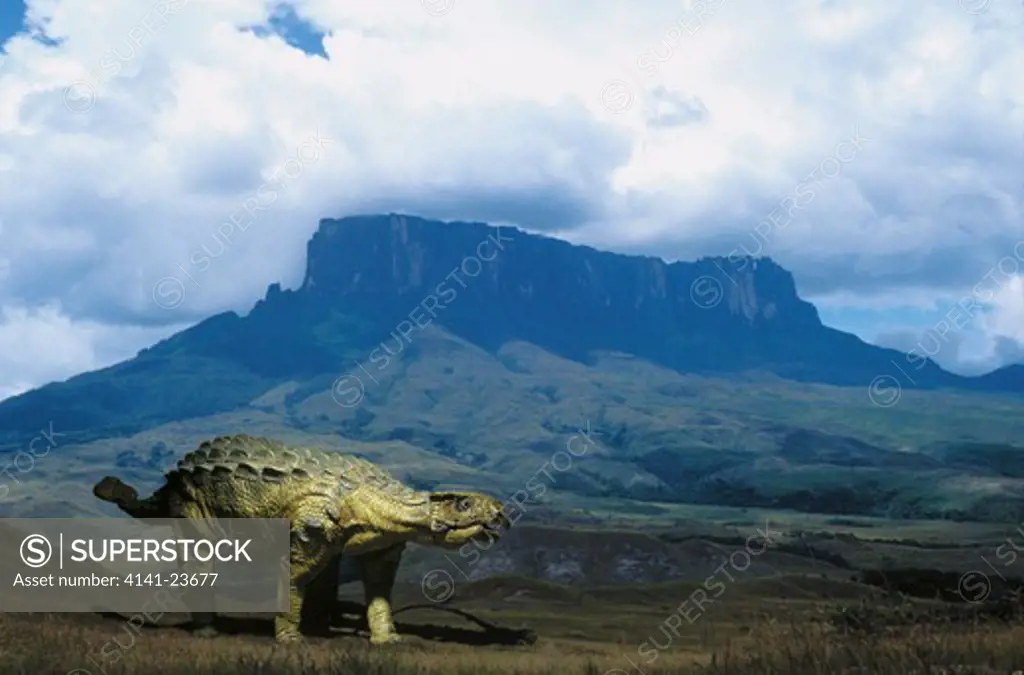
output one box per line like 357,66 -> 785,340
357,544 -> 405,646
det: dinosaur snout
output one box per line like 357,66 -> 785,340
485,503 -> 511,534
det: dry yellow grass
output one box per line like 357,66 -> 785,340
4,591 -> 1024,675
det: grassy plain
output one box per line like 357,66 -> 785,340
4,331 -> 1024,672
2,513 -> 1024,675
5,571 -> 1024,675
6,333 -> 1024,525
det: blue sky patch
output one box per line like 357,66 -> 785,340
0,0 -> 25,51
239,2 -> 329,59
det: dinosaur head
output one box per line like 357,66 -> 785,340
424,491 -> 511,548
344,478 -> 510,550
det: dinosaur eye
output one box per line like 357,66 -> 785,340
455,498 -> 471,512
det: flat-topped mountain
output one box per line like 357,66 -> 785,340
0,213 -> 1015,443
296,214 -> 983,387
2,214 -> 1023,523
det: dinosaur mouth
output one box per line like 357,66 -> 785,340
483,513 -> 511,535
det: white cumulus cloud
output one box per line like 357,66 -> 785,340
0,0 -> 1022,397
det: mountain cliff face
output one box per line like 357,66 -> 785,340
304,213 -> 822,326
300,214 -> 825,359
294,214 -> 960,386
0,213 -> 1016,444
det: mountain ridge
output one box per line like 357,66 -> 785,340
2,215 -> 1024,523
0,213 -> 1019,447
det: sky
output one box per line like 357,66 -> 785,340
0,0 -> 1022,401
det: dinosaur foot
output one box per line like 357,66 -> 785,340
274,630 -> 304,644
369,633 -> 403,646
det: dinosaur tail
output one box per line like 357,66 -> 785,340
93,476 -> 167,518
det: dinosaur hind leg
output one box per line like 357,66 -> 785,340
299,553 -> 340,636
275,505 -> 336,643
177,502 -> 217,637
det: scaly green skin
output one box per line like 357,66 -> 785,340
92,434 -> 510,645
